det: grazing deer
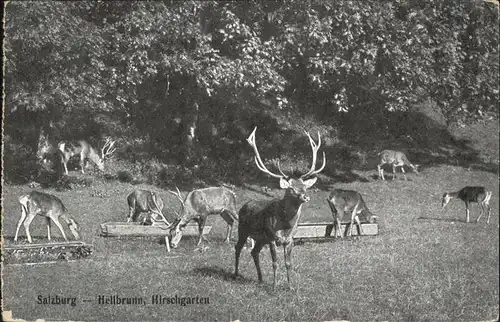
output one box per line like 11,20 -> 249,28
36,133 -> 58,164
14,191 -> 81,243
442,186 -> 492,223
168,187 -> 239,248
327,189 -> 378,238
234,127 -> 326,290
377,150 -> 419,181
127,189 -> 171,226
58,138 -> 116,175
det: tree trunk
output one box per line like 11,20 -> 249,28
184,100 -> 199,163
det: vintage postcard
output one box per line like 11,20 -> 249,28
2,1 -> 499,321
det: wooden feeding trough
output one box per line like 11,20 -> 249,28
294,222 -> 378,240
3,241 -> 93,265
100,222 -> 212,252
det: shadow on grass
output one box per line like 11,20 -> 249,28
189,265 -> 293,294
417,216 -> 463,223
189,266 -> 256,285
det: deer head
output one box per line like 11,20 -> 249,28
167,187 -> 185,248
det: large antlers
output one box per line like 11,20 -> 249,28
247,127 -> 326,179
301,130 -> 326,178
168,187 -> 184,218
101,137 -> 117,160
247,127 -> 287,179
150,193 -> 172,227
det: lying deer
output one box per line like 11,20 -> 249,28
168,187 -> 238,248
127,189 -> 171,226
234,127 -> 326,290
327,189 -> 378,238
58,138 -> 115,175
377,149 -> 419,181
442,186 -> 492,223
14,191 -> 81,243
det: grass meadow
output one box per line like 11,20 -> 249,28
2,163 -> 499,321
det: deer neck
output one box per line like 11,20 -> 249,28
87,147 -> 100,162
278,195 -> 305,228
59,212 -> 71,224
178,205 -> 196,227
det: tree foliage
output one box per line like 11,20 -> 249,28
4,0 -> 499,164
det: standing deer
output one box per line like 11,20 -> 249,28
327,189 -> 378,238
442,186 -> 492,223
14,191 -> 81,243
127,189 -> 171,226
377,150 -> 419,181
58,138 -> 116,175
36,133 -> 58,164
168,187 -> 239,248
234,127 -> 326,290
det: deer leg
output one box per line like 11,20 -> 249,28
283,241 -> 293,289
50,213 -> 68,241
131,211 -> 141,223
476,204 -> 484,223
46,217 -> 52,241
251,240 -> 266,283
220,211 -> 235,243
349,205 -> 359,237
392,164 -> 397,180
234,232 -> 250,278
486,204 -> 491,224
336,217 -> 343,238
465,202 -> 470,223
400,166 -> 407,181
354,215 -> 363,236
196,216 -> 207,246
80,154 -> 85,174
127,205 -> 136,222
377,164 -> 385,180
62,158 -> 69,175
269,241 -> 278,290
336,208 -> 345,238
14,205 -> 28,242
23,212 -> 37,244
328,202 -> 340,238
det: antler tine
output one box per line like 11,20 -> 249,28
167,187 -> 184,219
149,193 -> 171,226
101,137 -> 117,159
276,160 -> 288,178
301,130 -> 327,178
168,187 -> 184,205
246,127 -> 285,179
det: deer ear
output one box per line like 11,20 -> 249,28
302,177 -> 318,189
279,178 -> 291,189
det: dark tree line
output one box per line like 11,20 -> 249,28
4,0 -> 499,170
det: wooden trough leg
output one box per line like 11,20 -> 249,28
165,235 -> 171,252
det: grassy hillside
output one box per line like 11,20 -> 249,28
2,119 -> 498,321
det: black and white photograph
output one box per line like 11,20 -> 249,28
2,1 -> 499,321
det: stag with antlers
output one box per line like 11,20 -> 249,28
234,127 -> 326,290
58,138 -> 116,175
